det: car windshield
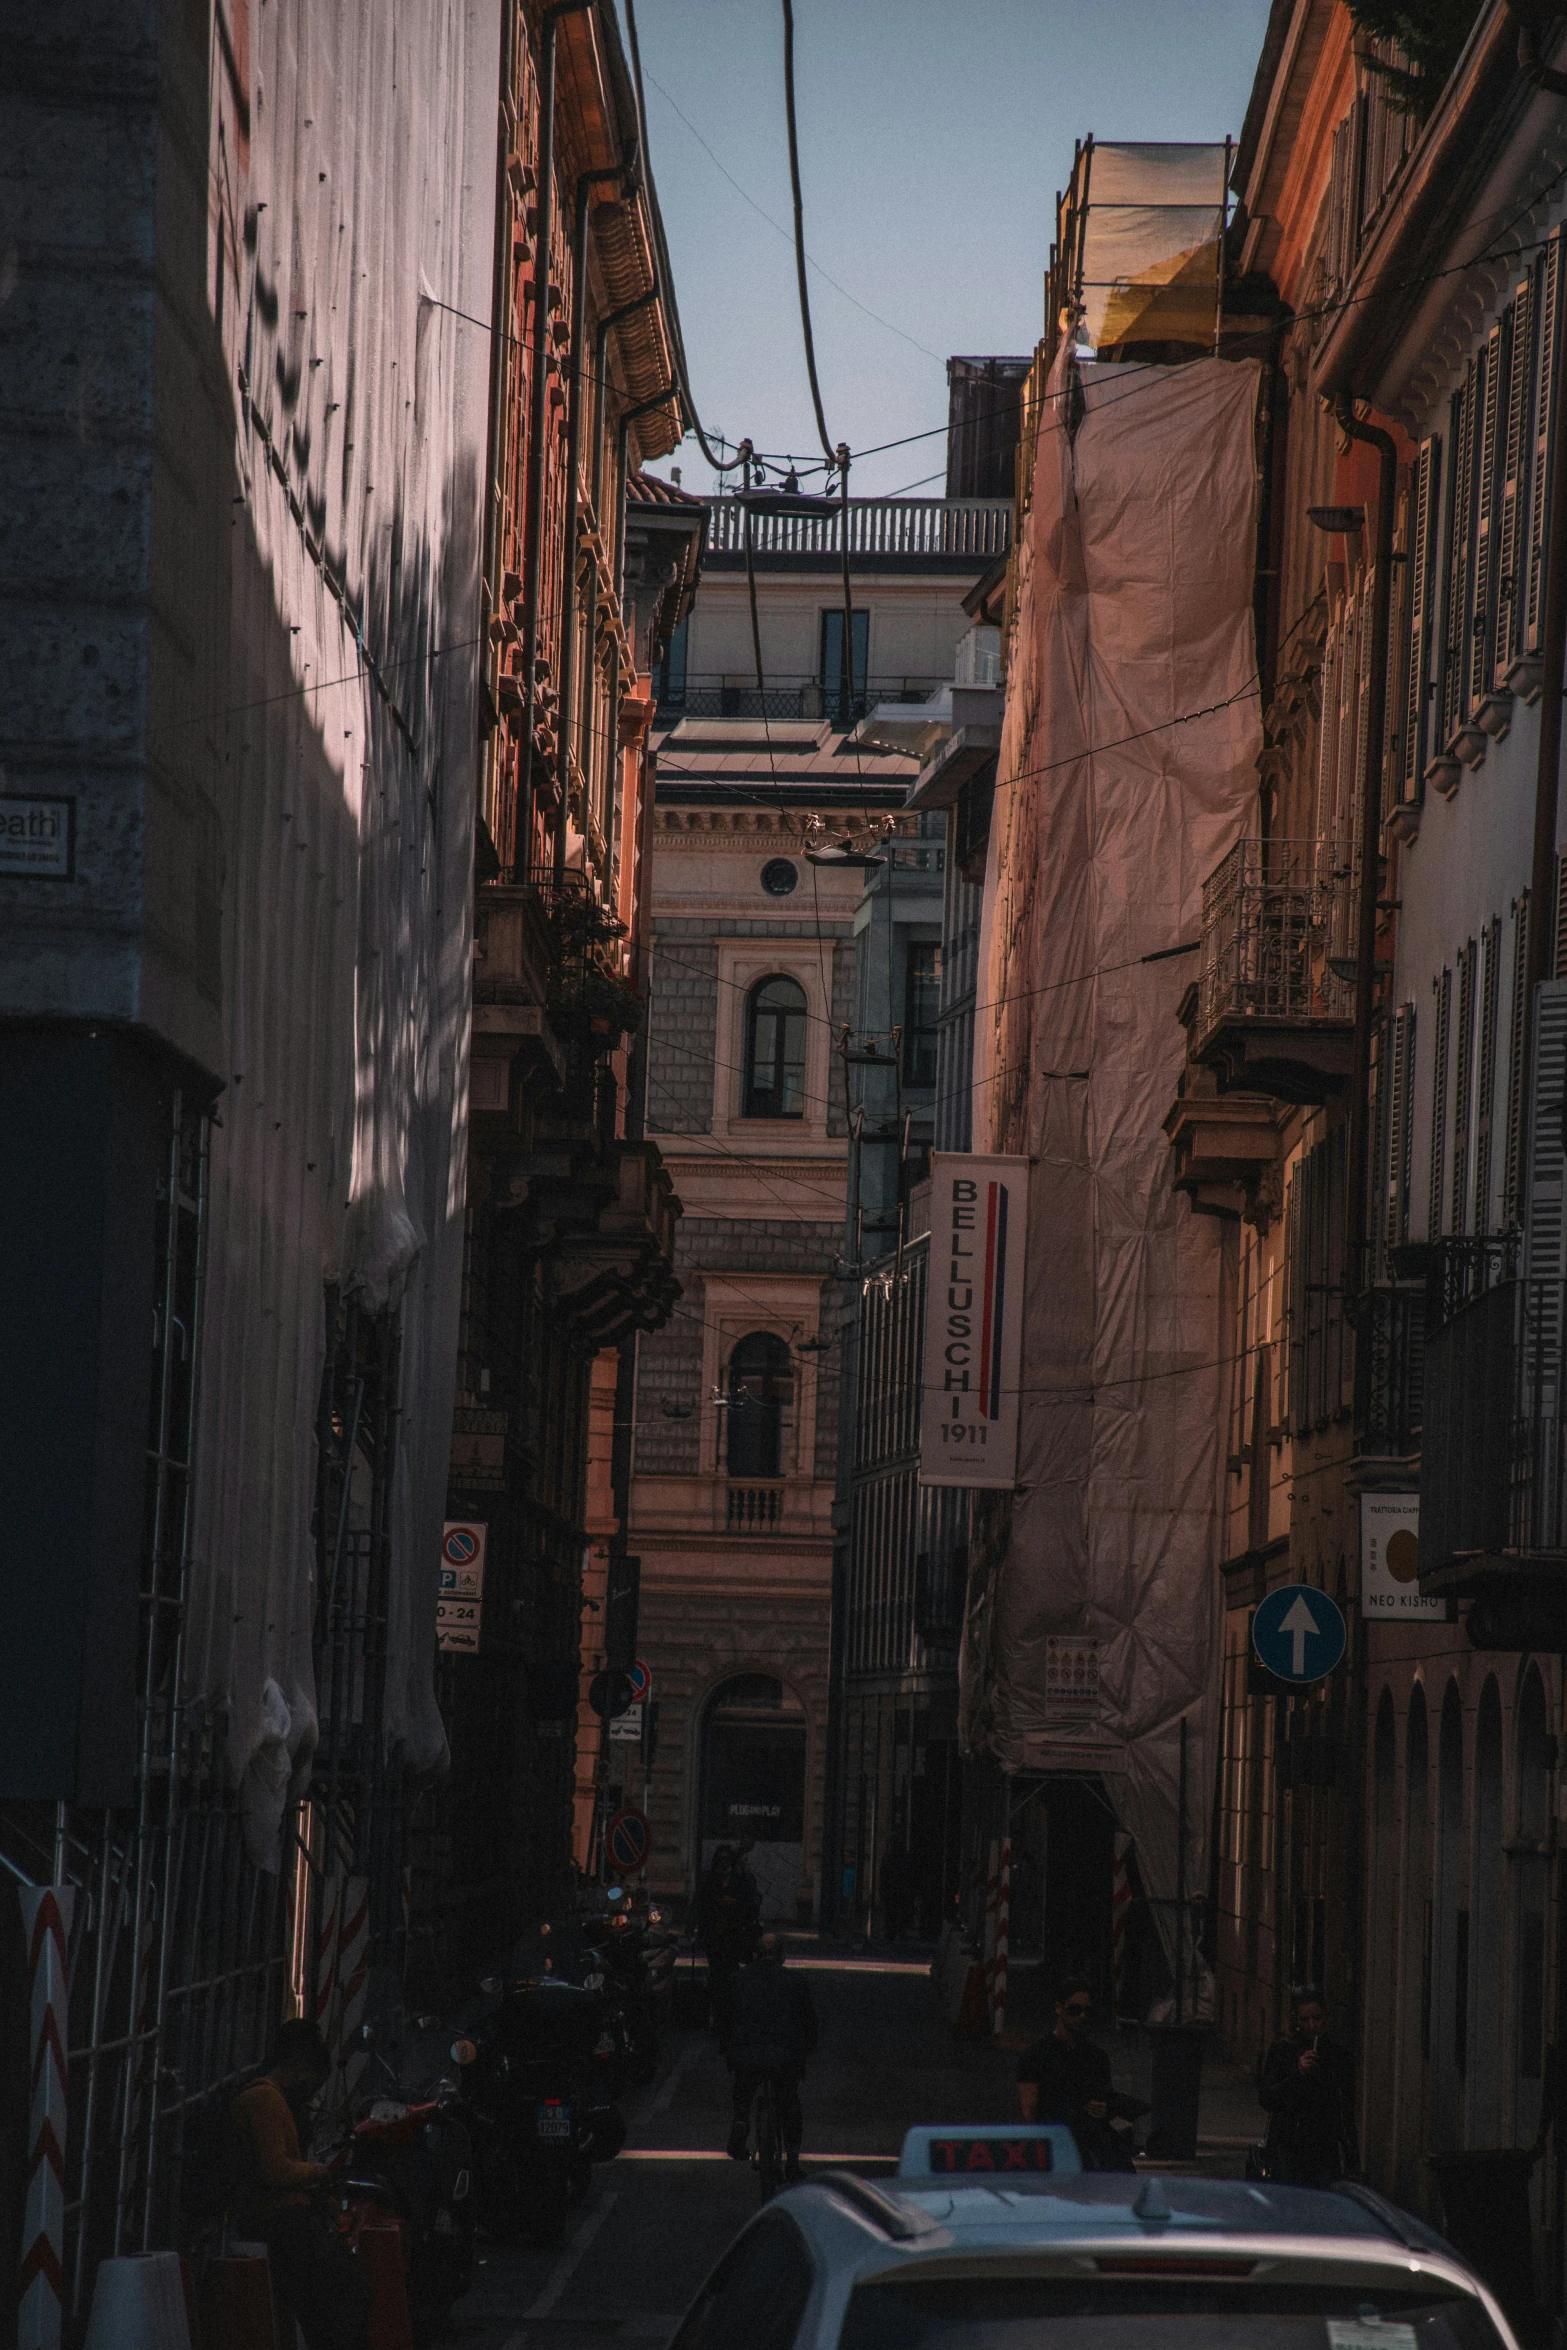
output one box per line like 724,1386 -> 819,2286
837,2280 -> 1508,2350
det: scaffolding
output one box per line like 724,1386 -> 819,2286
1,1099 -> 407,2323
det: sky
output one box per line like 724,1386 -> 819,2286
624,0 -> 1275,497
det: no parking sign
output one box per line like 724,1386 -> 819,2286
605,1808 -> 650,1876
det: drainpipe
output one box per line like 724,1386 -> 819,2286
1332,399 -> 1395,2123
1332,399 -> 1397,1298
517,0 -> 594,880
555,163 -> 634,885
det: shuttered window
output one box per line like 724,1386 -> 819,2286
1526,233 -> 1565,658
1475,917 -> 1502,1235
1430,964 -> 1452,1239
1402,437 -> 1441,796
1440,359 -> 1477,746
1468,322 -> 1505,714
1495,277 -> 1535,687
1452,939 -> 1477,1235
1386,1002 -> 1416,1266
1504,891 -> 1531,1231
1315,618 -> 1341,848
1288,1130 -> 1352,1433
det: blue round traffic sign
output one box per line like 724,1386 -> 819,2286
1252,1583 -> 1347,1685
605,1809 -> 650,1875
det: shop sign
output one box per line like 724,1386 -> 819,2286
1360,1492 -> 1439,1619
919,1152 -> 1029,1488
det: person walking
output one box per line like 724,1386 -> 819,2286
229,2018 -> 371,2350
1016,1977 -> 1135,2170
1258,1987 -> 1359,2186
724,1932 -> 817,2182
696,1843 -> 760,2037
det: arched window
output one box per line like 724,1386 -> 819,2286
743,976 -> 807,1118
724,1331 -> 793,1477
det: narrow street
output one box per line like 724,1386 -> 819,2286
433,1952 -> 1268,2346
435,1954 -> 1020,2345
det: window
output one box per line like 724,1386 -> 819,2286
820,607 -> 869,713
760,858 -> 798,897
725,1332 -> 792,1478
743,975 -> 807,1118
668,2212 -> 814,2350
655,616 -> 688,707
903,942 -> 940,1086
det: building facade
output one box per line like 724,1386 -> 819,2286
410,0 -> 699,1989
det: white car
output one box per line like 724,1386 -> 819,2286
665,2125 -> 1520,2350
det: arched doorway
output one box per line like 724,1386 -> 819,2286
699,1675 -> 807,1922
1396,1683 -> 1430,2204
1469,1679 -> 1504,2144
1364,1690 -> 1398,2172
1433,1682 -> 1464,2146
1513,1665 -> 1551,2148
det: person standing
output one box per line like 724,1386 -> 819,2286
724,1932 -> 818,2182
1258,1987 -> 1359,2187
1016,1978 -> 1133,2170
228,2019 -> 370,2350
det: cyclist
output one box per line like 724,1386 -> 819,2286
724,1931 -> 817,2182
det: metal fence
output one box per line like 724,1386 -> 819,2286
1421,1273 -> 1567,1566
0,1102 -> 409,2327
1196,838 -> 1355,1054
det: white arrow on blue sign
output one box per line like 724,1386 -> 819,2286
1251,1582 -> 1347,1685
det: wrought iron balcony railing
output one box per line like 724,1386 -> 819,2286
1421,1272 -> 1567,1570
1196,839 -> 1354,1039
1354,1284 -> 1425,1458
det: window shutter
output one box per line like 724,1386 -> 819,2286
1452,938 -> 1477,1235
1429,964 -> 1452,1239
1441,360 -> 1477,744
1522,982 -> 1567,1503
1469,325 -> 1505,713
1475,917 -> 1502,1234
1315,617 -> 1341,850
1404,437 -> 1440,794
1526,232 -> 1565,657
1368,1016 -> 1389,1282
1556,848 -> 1567,980
1504,891 -> 1531,1230
1386,1001 -> 1416,1257
1495,281 -> 1534,686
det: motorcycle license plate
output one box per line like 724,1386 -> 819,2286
536,2103 -> 572,2141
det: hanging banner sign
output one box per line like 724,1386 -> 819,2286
919,1152 -> 1029,1488
437,1521 -> 487,1652
1360,1492 -> 1440,1620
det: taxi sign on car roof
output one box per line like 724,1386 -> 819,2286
897,2124 -> 1082,2180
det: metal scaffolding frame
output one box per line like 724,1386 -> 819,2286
1,1101 -> 409,2323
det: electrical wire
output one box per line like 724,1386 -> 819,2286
780,0 -> 837,468
639,64 -> 945,367
622,0 -> 750,479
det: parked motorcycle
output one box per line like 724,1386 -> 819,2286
332,2071 -> 475,2344
575,1889 -> 677,2088
456,1972 -> 625,2246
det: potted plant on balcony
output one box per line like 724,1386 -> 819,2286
545,962 -> 644,1056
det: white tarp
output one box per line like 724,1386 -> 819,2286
182,1 -> 499,1864
964,353 -> 1263,2000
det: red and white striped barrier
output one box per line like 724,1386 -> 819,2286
990,1837 -> 1011,2035
1112,1832 -> 1133,2018
336,1877 -> 371,2109
18,1884 -> 74,2350
313,1868 -> 343,2048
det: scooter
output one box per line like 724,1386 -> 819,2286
333,2073 -> 475,2344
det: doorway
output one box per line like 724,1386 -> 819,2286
699,1675 -> 807,1921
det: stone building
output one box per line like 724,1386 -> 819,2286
625,473 -> 1010,1923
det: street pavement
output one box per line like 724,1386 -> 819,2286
431,1950 -> 1021,2348
430,1947 -> 1268,2348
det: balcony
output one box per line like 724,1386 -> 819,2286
1354,1284 -> 1425,1462
1163,1055 -> 1283,1224
1191,839 -> 1356,1103
703,495 -> 1010,571
726,1481 -> 785,1533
